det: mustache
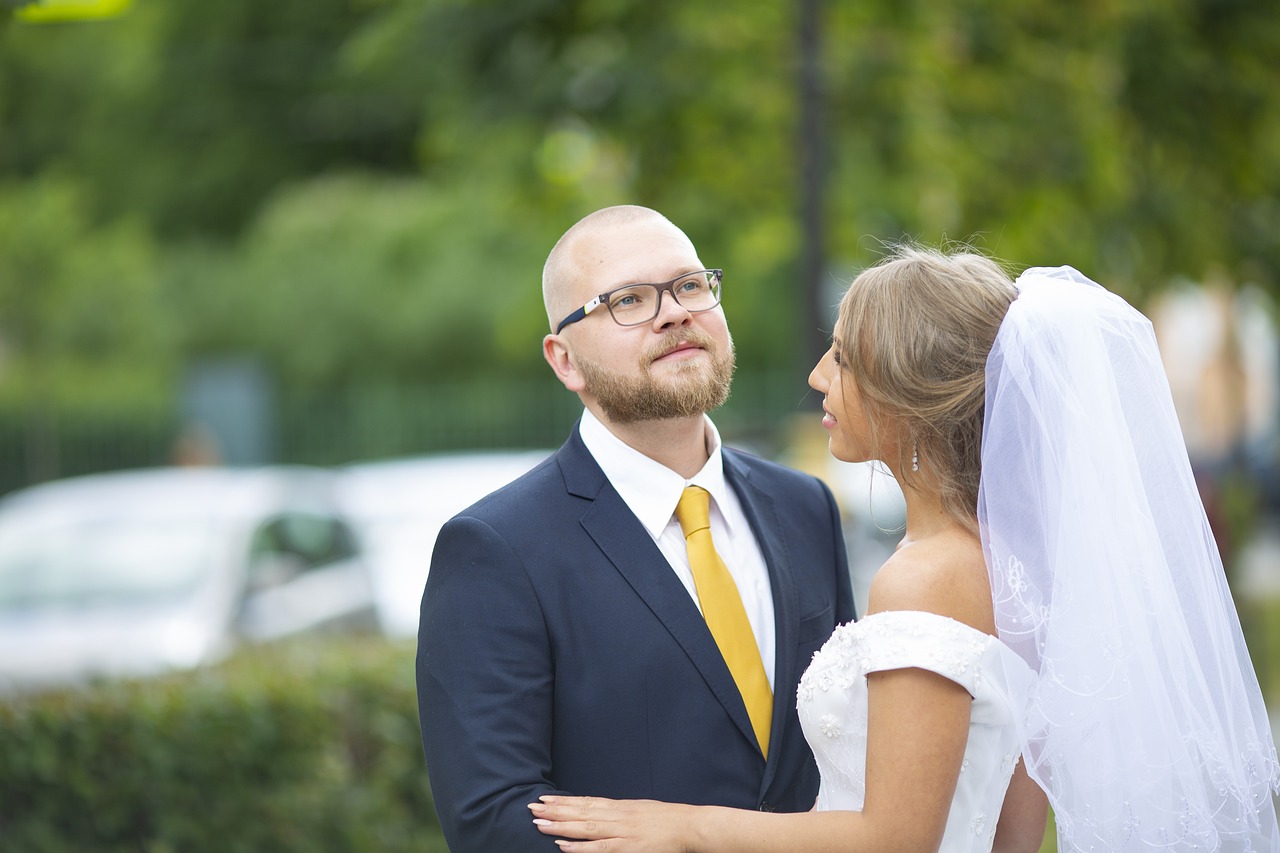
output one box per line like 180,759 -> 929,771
643,328 -> 719,365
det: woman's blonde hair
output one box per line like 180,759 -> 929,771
835,244 -> 1018,531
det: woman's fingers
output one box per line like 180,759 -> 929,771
529,796 -> 617,841
532,815 -> 610,841
529,795 -> 686,851
534,794 -> 608,817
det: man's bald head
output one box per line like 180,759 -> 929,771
542,205 -> 685,331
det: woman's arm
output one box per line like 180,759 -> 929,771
530,665 -> 973,853
992,759 -> 1048,853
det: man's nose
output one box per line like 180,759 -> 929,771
652,288 -> 693,328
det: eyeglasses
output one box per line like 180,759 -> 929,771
555,269 -> 723,334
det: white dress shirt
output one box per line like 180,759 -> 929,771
578,409 -> 777,687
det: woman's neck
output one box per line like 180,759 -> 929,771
891,463 -> 970,545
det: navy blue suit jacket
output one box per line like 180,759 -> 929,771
417,424 -> 854,851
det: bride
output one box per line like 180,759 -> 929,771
529,246 -> 1280,852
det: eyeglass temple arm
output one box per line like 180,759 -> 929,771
555,296 -> 604,334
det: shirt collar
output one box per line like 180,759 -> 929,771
578,408 -> 735,539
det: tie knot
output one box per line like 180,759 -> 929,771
675,485 -> 712,538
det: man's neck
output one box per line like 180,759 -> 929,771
592,410 -> 711,479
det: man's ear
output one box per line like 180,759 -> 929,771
543,334 -> 586,393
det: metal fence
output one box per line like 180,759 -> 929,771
0,370 -> 817,498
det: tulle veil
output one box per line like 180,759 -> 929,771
979,266 -> 1280,851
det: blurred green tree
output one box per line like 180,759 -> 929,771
0,175 -> 170,404
821,0 -> 1280,300
0,175 -> 171,480
168,172 -> 557,386
0,0 -> 1278,427
0,0 -> 420,238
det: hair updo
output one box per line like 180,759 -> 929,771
835,245 -> 1018,530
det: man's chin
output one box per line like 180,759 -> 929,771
581,349 -> 734,424
647,372 -> 727,407
604,409 -> 704,426
594,381 -> 730,424
644,355 -> 718,384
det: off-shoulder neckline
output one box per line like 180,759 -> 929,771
850,609 -> 998,643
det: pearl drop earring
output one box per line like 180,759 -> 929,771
911,444 -> 919,472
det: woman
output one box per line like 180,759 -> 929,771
530,247 -> 1280,852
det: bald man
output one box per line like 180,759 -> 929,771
417,206 -> 853,852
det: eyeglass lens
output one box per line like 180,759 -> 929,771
607,271 -> 721,326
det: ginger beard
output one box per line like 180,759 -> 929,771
576,329 -> 736,424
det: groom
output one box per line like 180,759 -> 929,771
417,205 -> 854,852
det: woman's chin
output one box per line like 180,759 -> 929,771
827,444 -> 864,465
826,441 -> 883,467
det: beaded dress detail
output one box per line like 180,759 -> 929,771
798,610 -> 1033,853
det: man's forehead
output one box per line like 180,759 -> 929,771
569,219 -> 700,284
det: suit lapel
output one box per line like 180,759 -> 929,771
558,429 -> 764,757
723,451 -> 800,797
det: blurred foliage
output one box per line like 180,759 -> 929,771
822,0 -> 1280,298
1,0 -> 1279,403
0,174 -> 172,407
0,636 -> 445,852
168,173 -> 556,386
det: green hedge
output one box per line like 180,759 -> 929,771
0,638 -> 446,852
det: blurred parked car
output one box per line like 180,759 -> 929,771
822,461 -> 906,619
0,466 -> 376,695
337,450 -> 551,638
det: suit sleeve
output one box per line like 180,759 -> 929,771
417,514 -> 563,852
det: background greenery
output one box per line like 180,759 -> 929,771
0,637 -> 445,852
1,4 -> 1277,848
2,0 -> 1278,474
0,633 -> 1072,851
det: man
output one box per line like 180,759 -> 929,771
418,205 -> 854,851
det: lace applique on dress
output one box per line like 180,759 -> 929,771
797,610 -> 1033,853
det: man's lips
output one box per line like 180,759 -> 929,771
651,341 -> 705,362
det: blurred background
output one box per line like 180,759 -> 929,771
1,0 -> 1278,848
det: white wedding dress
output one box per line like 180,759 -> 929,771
798,610 -> 1034,853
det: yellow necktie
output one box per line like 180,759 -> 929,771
675,485 -> 772,757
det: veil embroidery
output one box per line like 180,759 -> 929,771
979,267 -> 1280,851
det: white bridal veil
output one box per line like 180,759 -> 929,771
979,266 -> 1280,851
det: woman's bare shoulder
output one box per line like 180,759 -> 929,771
866,529 -> 995,635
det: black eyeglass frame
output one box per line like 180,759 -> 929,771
554,268 -> 724,334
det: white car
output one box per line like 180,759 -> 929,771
337,451 -> 551,638
0,466 -> 376,694
823,460 -> 907,618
